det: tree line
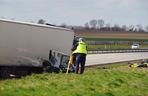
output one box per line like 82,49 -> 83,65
82,19 -> 148,32
38,19 -> 148,32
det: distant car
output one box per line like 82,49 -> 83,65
131,44 -> 140,49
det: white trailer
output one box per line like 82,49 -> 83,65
0,19 -> 74,78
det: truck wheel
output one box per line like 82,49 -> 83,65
42,60 -> 52,72
0,67 -> 11,79
42,60 -> 52,67
53,67 -> 60,73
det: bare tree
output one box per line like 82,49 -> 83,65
98,19 -> 104,29
38,19 -> 46,24
134,28 -> 138,32
121,25 -> 127,31
128,25 -> 134,32
136,24 -> 143,32
84,22 -> 90,29
89,19 -> 97,29
113,24 -> 120,31
106,23 -> 110,28
145,26 -> 148,32
105,23 -> 111,31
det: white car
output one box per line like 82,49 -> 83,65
131,44 -> 140,49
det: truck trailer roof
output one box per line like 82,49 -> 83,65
0,18 -> 72,31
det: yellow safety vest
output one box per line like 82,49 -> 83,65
73,41 -> 87,54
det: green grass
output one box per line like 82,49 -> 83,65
87,44 -> 148,50
87,45 -> 131,50
83,37 -> 148,50
0,65 -> 148,96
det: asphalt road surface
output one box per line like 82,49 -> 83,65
86,52 -> 148,66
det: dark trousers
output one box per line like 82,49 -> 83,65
74,53 -> 86,74
73,53 -> 76,66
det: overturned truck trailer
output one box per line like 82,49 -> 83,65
0,19 -> 74,78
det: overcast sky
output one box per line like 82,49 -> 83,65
0,0 -> 148,26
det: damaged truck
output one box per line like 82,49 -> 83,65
0,19 -> 74,78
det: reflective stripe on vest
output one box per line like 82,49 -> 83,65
73,41 -> 87,54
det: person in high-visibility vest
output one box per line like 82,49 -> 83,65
72,37 -> 87,74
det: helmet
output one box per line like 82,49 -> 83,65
78,38 -> 85,42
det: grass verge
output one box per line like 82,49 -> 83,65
0,64 -> 148,96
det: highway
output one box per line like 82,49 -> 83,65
86,52 -> 148,66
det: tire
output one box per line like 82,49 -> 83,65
0,67 -> 11,79
42,60 -> 52,67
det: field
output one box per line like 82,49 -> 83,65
87,44 -> 148,50
75,31 -> 148,49
0,64 -> 148,96
75,31 -> 148,40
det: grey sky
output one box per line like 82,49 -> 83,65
0,0 -> 148,26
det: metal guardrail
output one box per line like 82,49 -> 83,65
88,49 -> 148,54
